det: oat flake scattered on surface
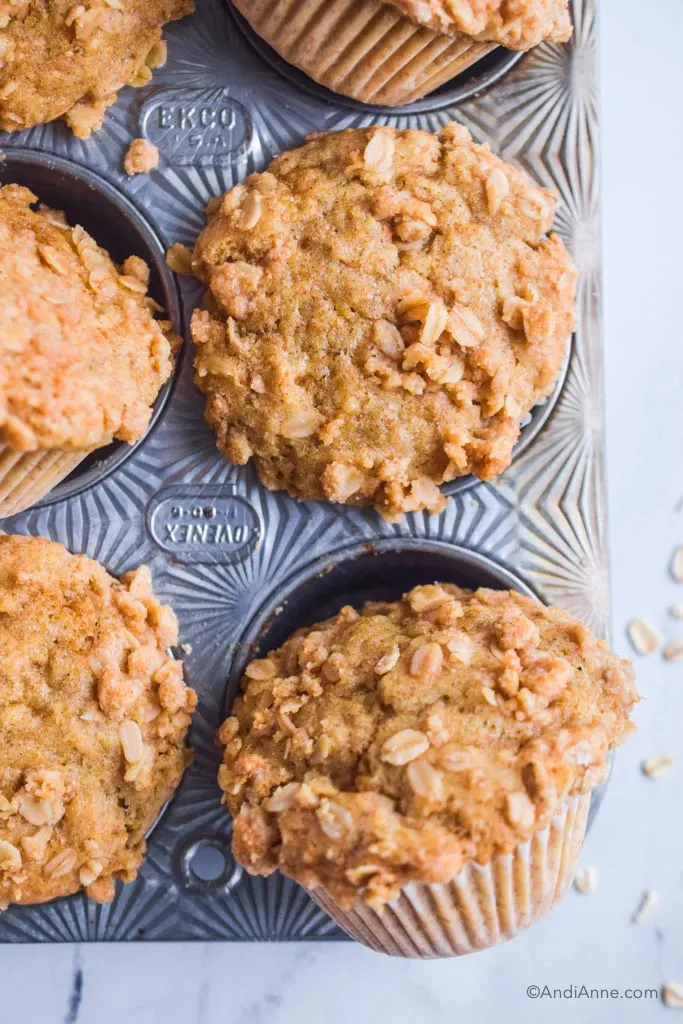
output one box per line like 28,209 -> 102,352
632,889 -> 659,924
626,618 -> 661,656
573,865 -> 598,894
641,755 -> 677,780
671,547 -> 683,583
662,639 -> 683,662
663,983 -> 683,1009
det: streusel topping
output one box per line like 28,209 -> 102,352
0,185 -> 176,452
387,0 -> 572,48
0,0 -> 192,136
0,535 -> 196,907
219,584 -> 636,908
124,138 -> 160,176
191,123 -> 577,520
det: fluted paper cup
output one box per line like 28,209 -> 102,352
309,791 -> 591,958
233,0 -> 496,107
0,445 -> 87,517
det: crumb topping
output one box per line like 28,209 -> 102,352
219,584 -> 636,908
0,0 -> 192,135
166,242 -> 194,275
387,0 -> 572,48
191,123 -> 577,521
124,138 -> 159,176
0,535 -> 196,907
0,185 -> 177,452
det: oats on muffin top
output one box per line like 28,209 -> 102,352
0,185 -> 176,453
191,123 -> 577,520
0,535 -> 196,907
219,584 -> 636,907
387,0 -> 572,48
0,0 -> 193,135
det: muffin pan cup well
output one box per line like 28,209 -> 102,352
226,538 -> 539,702
0,149 -> 182,513
0,0 -> 604,944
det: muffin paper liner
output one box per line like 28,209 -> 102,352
308,790 -> 591,957
0,446 -> 87,517
233,0 -> 497,106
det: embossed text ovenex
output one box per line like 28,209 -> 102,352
0,0 -> 601,941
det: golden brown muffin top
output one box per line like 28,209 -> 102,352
191,123 -> 577,521
0,0 -> 193,136
219,584 -> 636,908
387,0 -> 571,48
0,185 -> 177,453
0,534 -> 196,907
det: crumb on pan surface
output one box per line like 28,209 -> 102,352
191,123 -> 577,522
0,0 -> 193,135
166,242 -> 194,275
124,138 -> 159,175
0,534 -> 196,907
0,184 -> 178,452
218,583 -> 637,908
386,0 -> 572,48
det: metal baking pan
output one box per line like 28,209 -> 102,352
0,0 -> 602,941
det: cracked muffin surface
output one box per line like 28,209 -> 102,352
0,0 -> 193,135
219,584 -> 636,908
0,185 -> 176,453
191,123 -> 577,521
0,534 -> 196,907
386,0 -> 572,48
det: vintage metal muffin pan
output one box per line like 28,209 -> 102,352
0,0 -> 603,941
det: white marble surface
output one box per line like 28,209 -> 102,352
3,0 -> 683,1020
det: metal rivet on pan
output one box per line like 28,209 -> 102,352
176,834 -> 242,892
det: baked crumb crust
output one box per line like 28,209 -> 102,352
0,535 -> 196,907
0,0 -> 193,136
0,184 -> 177,452
124,138 -> 160,176
191,123 -> 577,521
219,584 -> 636,908
387,0 -> 572,48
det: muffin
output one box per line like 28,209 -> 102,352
0,534 -> 196,907
191,123 -> 577,521
218,583 -> 637,957
232,0 -> 572,107
0,0 -> 193,136
0,184 -> 177,516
